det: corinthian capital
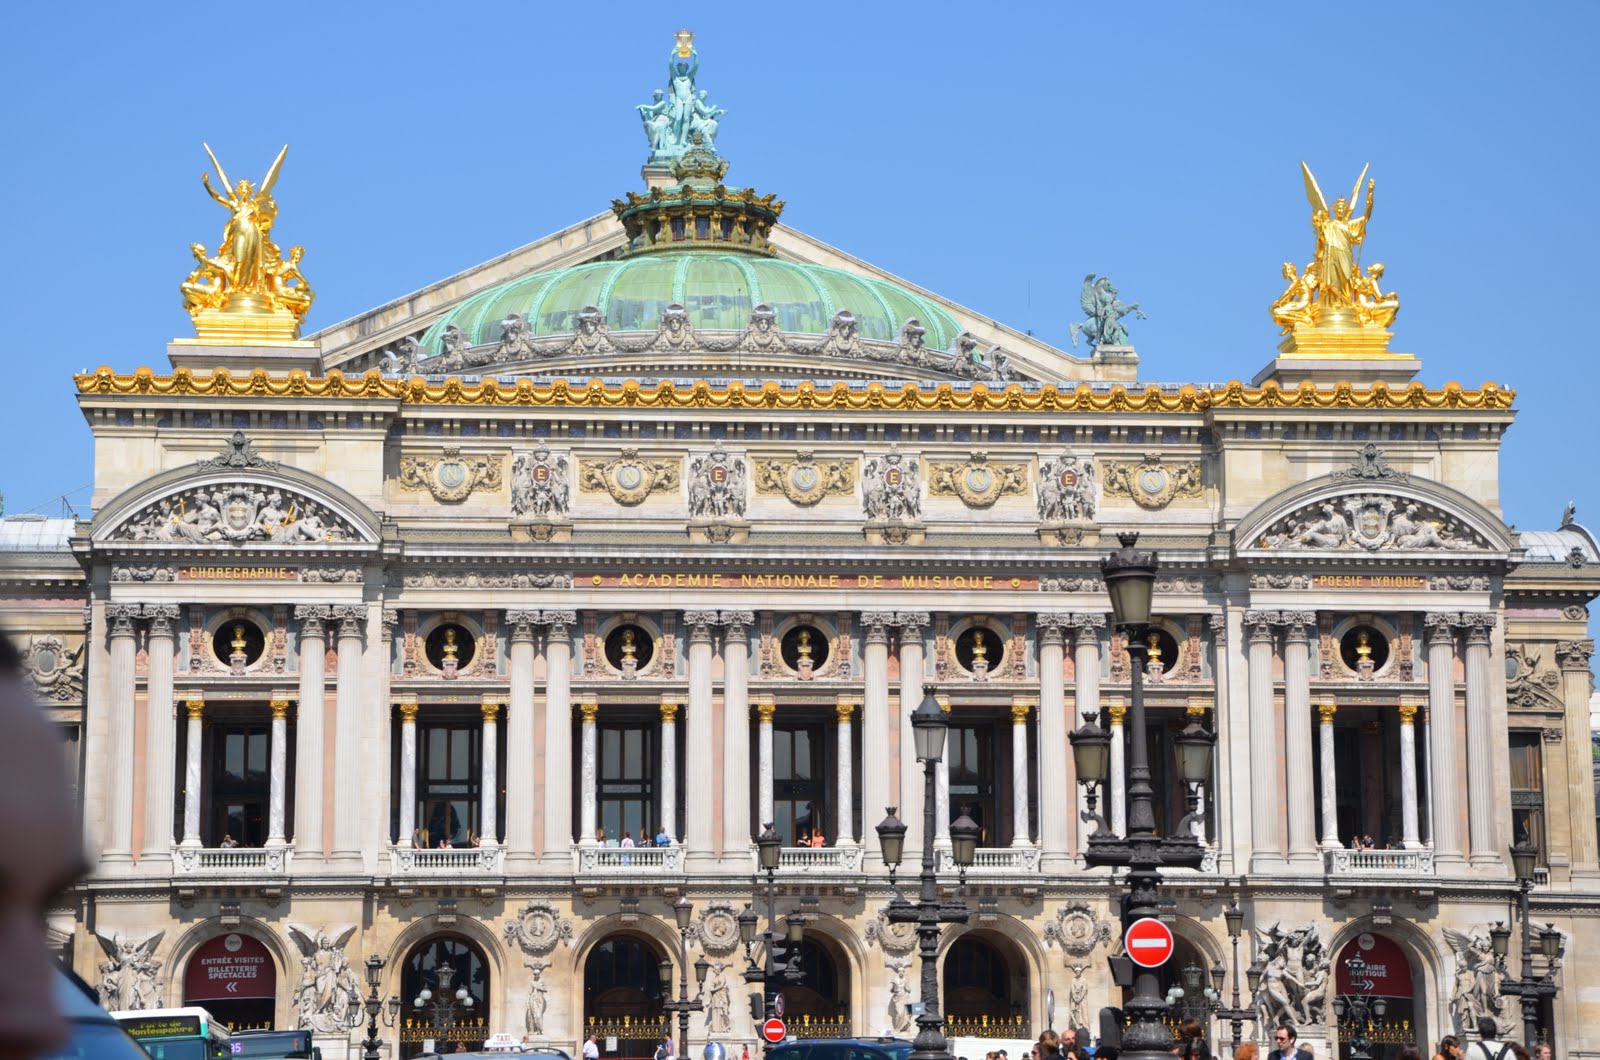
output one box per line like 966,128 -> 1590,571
861,611 -> 895,643
684,610 -> 719,643
506,609 -> 540,643
144,604 -> 181,636
105,604 -> 142,637
539,610 -> 578,640
331,605 -> 366,638
720,610 -> 756,638
893,612 -> 931,639
1556,639 -> 1595,671
1457,611 -> 1497,644
1244,610 -> 1279,643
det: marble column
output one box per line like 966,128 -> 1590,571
1010,698 -> 1033,846
861,613 -> 893,851
756,697 -> 776,830
1318,703 -> 1339,849
505,611 -> 538,865
477,699 -> 500,844
895,613 -> 929,857
1398,702 -> 1422,849
543,611 -> 576,857
293,605 -> 329,858
933,693 -> 951,845
103,604 -> 141,863
1461,613 -> 1499,864
722,611 -> 754,855
1246,611 -> 1283,869
659,698 -> 680,843
330,605 -> 365,865
1072,616 -> 1104,856
683,612 -> 717,859
1185,699 -> 1210,841
1424,614 -> 1463,864
1557,640 -> 1600,872
180,696 -> 205,847
1283,612 -> 1319,864
577,698 -> 599,847
835,697 -> 857,846
397,698 -> 418,847
141,605 -> 180,863
1107,703 -> 1128,837
267,697 -> 291,847
1036,616 -> 1071,862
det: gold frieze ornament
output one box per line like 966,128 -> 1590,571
179,144 -> 315,344
1100,455 -> 1203,510
928,452 -> 1029,509
579,449 -> 681,506
397,447 -> 504,503
1271,162 -> 1403,357
753,451 -> 855,506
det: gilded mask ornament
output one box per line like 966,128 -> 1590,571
754,451 -> 855,506
1101,455 -> 1203,510
579,449 -> 681,506
398,447 -> 504,503
929,452 -> 1028,509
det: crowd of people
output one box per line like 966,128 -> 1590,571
1015,1019 -> 1558,1060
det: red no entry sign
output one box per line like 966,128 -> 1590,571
1124,917 -> 1175,968
762,1018 -> 787,1043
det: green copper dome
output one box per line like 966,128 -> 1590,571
419,250 -> 962,355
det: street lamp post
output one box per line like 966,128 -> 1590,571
412,960 -> 474,1051
361,954 -> 386,1060
1497,836 -> 1562,1048
662,897 -> 709,1060
1209,898 -> 1259,1052
1331,953 -> 1389,1060
875,692 -> 978,1060
1069,533 -> 1215,1060
741,824 -> 805,1052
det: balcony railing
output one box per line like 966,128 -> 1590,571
575,845 -> 684,874
390,844 -> 504,876
938,846 -> 1040,875
1325,847 -> 1435,876
945,1014 -> 1032,1040
757,845 -> 865,873
173,845 -> 289,875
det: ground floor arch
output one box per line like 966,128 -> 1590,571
399,934 -> 492,1058
1331,930 -> 1426,1060
783,934 -> 853,1037
583,931 -> 671,1058
942,929 -> 1031,1039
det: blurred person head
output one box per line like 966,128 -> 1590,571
0,634 -> 83,1059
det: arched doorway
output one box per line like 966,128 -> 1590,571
943,933 -> 1030,1040
181,932 -> 278,1030
1333,932 -> 1420,1060
399,935 -> 491,1058
1154,937 -> 1216,1042
584,933 -> 669,1058
783,938 -> 851,1037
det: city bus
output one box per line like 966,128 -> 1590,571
112,1007 -> 231,1059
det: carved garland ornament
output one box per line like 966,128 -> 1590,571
688,902 -> 743,957
398,447 -> 504,502
579,449 -> 681,505
927,452 -> 1029,509
753,451 -> 855,506
1100,455 -> 1202,510
1254,493 -> 1486,551
1042,903 -> 1113,960
503,902 -> 574,957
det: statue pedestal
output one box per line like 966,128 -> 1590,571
167,338 -> 323,375
1255,313 -> 1420,387
688,519 -> 749,544
1088,344 -> 1139,381
511,519 -> 573,543
864,521 -> 925,546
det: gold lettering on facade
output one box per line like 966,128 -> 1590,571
178,566 -> 299,581
589,570 -> 1033,590
1311,575 -> 1427,589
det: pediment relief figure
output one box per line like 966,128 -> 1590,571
104,480 -> 365,546
1253,492 -> 1486,551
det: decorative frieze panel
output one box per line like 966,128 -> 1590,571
397,447 -> 504,502
862,448 -> 921,521
21,635 -> 85,702
510,445 -> 572,518
1254,493 -> 1487,551
400,571 -> 573,589
1036,452 -> 1097,523
1100,455 -> 1202,510
579,449 -> 681,505
927,453 -> 1028,509
753,451 -> 854,506
687,445 -> 748,519
111,484 -> 359,545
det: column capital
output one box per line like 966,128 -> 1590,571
861,611 -> 894,643
1036,613 -> 1069,646
1106,702 -> 1127,725
1317,702 -> 1337,723
506,609 -> 540,643
1556,639 -> 1596,671
659,698 -> 681,722
184,695 -> 206,720
1397,703 -> 1418,724
294,604 -> 332,636
720,609 -> 756,637
380,609 -> 399,642
1208,612 -> 1227,634
398,696 -> 420,723
542,610 -> 577,642
1457,611 -> 1496,644
1280,610 -> 1316,637
331,605 -> 366,638
685,611 -> 719,643
755,695 -> 776,723
481,698 -> 502,724
106,603 -> 142,636
578,697 -> 599,723
1010,697 -> 1036,723
1245,610 -> 1280,643
270,698 -> 292,720
144,604 -> 181,635
1423,611 -> 1458,641
893,611 -> 931,637
834,696 -> 859,723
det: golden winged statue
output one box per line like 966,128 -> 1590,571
180,143 -> 315,342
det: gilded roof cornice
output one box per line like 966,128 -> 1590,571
74,367 -> 1515,412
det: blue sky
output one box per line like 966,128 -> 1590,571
2,5 -> 1595,577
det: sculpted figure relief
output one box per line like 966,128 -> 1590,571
22,636 -> 86,702
287,926 -> 362,1034
862,449 -> 921,521
511,446 -> 571,519
113,484 -> 355,545
688,445 -> 748,519
95,931 -> 164,1012
1036,453 -> 1097,523
1252,924 -> 1329,1030
1255,493 -> 1481,551
1070,274 -> 1145,350
1444,928 -> 1508,1035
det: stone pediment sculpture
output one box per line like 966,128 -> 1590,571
511,446 -> 571,519
579,449 -> 681,506
1070,274 -> 1145,350
22,635 -> 85,702
1101,455 -> 1202,510
95,930 -> 163,1012
1444,927 -> 1509,1035
687,445 -> 748,519
1505,645 -> 1565,711
287,926 -> 362,1035
109,481 -> 360,545
753,451 -> 855,506
1253,923 -> 1330,1031
398,448 -> 504,503
1254,493 -> 1485,551
928,452 -> 1028,509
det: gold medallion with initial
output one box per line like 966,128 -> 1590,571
928,453 -> 1028,509
1100,454 -> 1203,510
753,451 -> 855,506
397,447 -> 504,503
579,449 -> 681,506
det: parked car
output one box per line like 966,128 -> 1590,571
39,966 -> 152,1060
768,1038 -> 915,1060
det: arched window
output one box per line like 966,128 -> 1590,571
399,936 -> 490,1059
585,935 -> 670,1058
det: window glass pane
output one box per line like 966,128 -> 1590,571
428,728 -> 446,776
624,729 -> 642,777
1508,733 -> 1542,790
451,731 -> 469,778
225,733 -> 245,781
602,729 -> 620,775
794,730 -> 812,779
248,733 -> 268,780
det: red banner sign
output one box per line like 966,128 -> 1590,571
1335,932 -> 1413,997
183,933 -> 277,1002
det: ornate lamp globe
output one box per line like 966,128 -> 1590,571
910,691 -> 948,763
1540,924 -> 1563,959
1490,921 -> 1512,960
658,959 -> 673,990
756,822 -> 783,870
875,807 -> 907,869
1068,715 -> 1111,784
1223,899 -> 1244,940
1245,958 -> 1264,996
949,808 -> 981,867
1510,835 -> 1539,883
695,955 -> 710,987
737,904 -> 758,948
1174,715 -> 1217,785
1100,532 -> 1158,630
364,953 -> 384,989
786,916 -> 805,946
674,895 -> 694,932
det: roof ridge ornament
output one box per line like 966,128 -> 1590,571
1332,443 -> 1408,483
198,431 -> 277,471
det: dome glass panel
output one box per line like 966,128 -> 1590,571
606,257 -> 681,332
681,255 -> 755,330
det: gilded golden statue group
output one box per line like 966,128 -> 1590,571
180,144 -> 315,335
1271,162 -> 1400,337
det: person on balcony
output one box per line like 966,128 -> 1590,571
655,825 -> 671,846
